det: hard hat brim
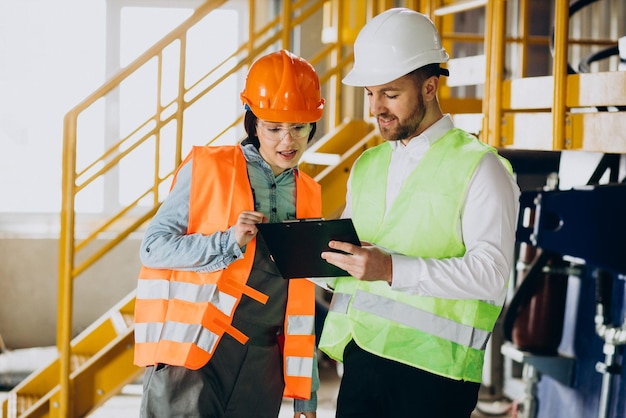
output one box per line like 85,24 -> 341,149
342,68 -> 404,87
342,50 -> 449,87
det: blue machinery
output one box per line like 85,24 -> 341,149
506,177 -> 626,418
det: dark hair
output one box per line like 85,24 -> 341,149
241,110 -> 317,148
408,63 -> 449,83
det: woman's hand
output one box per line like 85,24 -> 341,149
293,412 -> 316,418
233,210 -> 266,248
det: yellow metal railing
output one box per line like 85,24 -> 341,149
491,0 -> 626,151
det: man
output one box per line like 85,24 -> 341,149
318,8 -> 520,418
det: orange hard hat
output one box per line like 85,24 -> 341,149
240,50 -> 325,123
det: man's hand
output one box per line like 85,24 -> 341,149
321,241 -> 392,284
233,210 -> 266,248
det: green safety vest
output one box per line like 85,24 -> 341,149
318,128 -> 513,383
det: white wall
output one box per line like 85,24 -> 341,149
0,237 -> 142,349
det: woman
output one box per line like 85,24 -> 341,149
134,49 -> 325,418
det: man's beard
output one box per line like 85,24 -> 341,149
379,118 -> 420,141
377,97 -> 426,142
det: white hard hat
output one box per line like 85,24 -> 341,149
343,8 -> 449,87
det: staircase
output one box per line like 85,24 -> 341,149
2,294 -> 139,417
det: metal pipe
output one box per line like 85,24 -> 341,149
596,343 -> 617,418
593,268 -> 626,418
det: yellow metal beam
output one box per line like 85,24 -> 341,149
551,0 -> 570,150
487,0 -> 506,147
440,98 -> 484,115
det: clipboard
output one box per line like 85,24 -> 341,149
256,218 -> 361,278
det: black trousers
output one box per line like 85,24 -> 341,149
336,340 -> 480,418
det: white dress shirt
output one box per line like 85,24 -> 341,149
343,115 -> 521,302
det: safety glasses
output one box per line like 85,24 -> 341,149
256,121 -> 312,141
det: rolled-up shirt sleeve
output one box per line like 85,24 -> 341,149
139,160 -> 244,273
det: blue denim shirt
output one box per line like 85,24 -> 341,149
139,143 -> 318,412
140,143 -> 300,272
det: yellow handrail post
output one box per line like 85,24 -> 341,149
481,0 -> 494,144
330,0 -> 342,127
281,0 -> 292,50
58,112 -> 78,417
481,0 -> 506,147
517,0 -> 530,78
552,0 -> 570,150
246,0 -> 255,56
175,34 -> 187,168
487,0 -> 506,148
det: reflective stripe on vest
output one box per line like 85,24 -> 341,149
134,322 -> 219,354
136,279 -> 236,315
319,131 -> 513,383
282,275 -> 317,399
134,145 -> 321,399
329,290 -> 494,350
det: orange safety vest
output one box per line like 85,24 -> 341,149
134,145 -> 321,400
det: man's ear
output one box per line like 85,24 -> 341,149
423,75 -> 439,101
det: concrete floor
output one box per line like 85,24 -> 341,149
1,355 -> 512,417
85,358 -> 513,418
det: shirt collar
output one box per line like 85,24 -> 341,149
241,142 -> 262,162
389,114 -> 454,151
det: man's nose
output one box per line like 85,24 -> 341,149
369,96 -> 385,115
